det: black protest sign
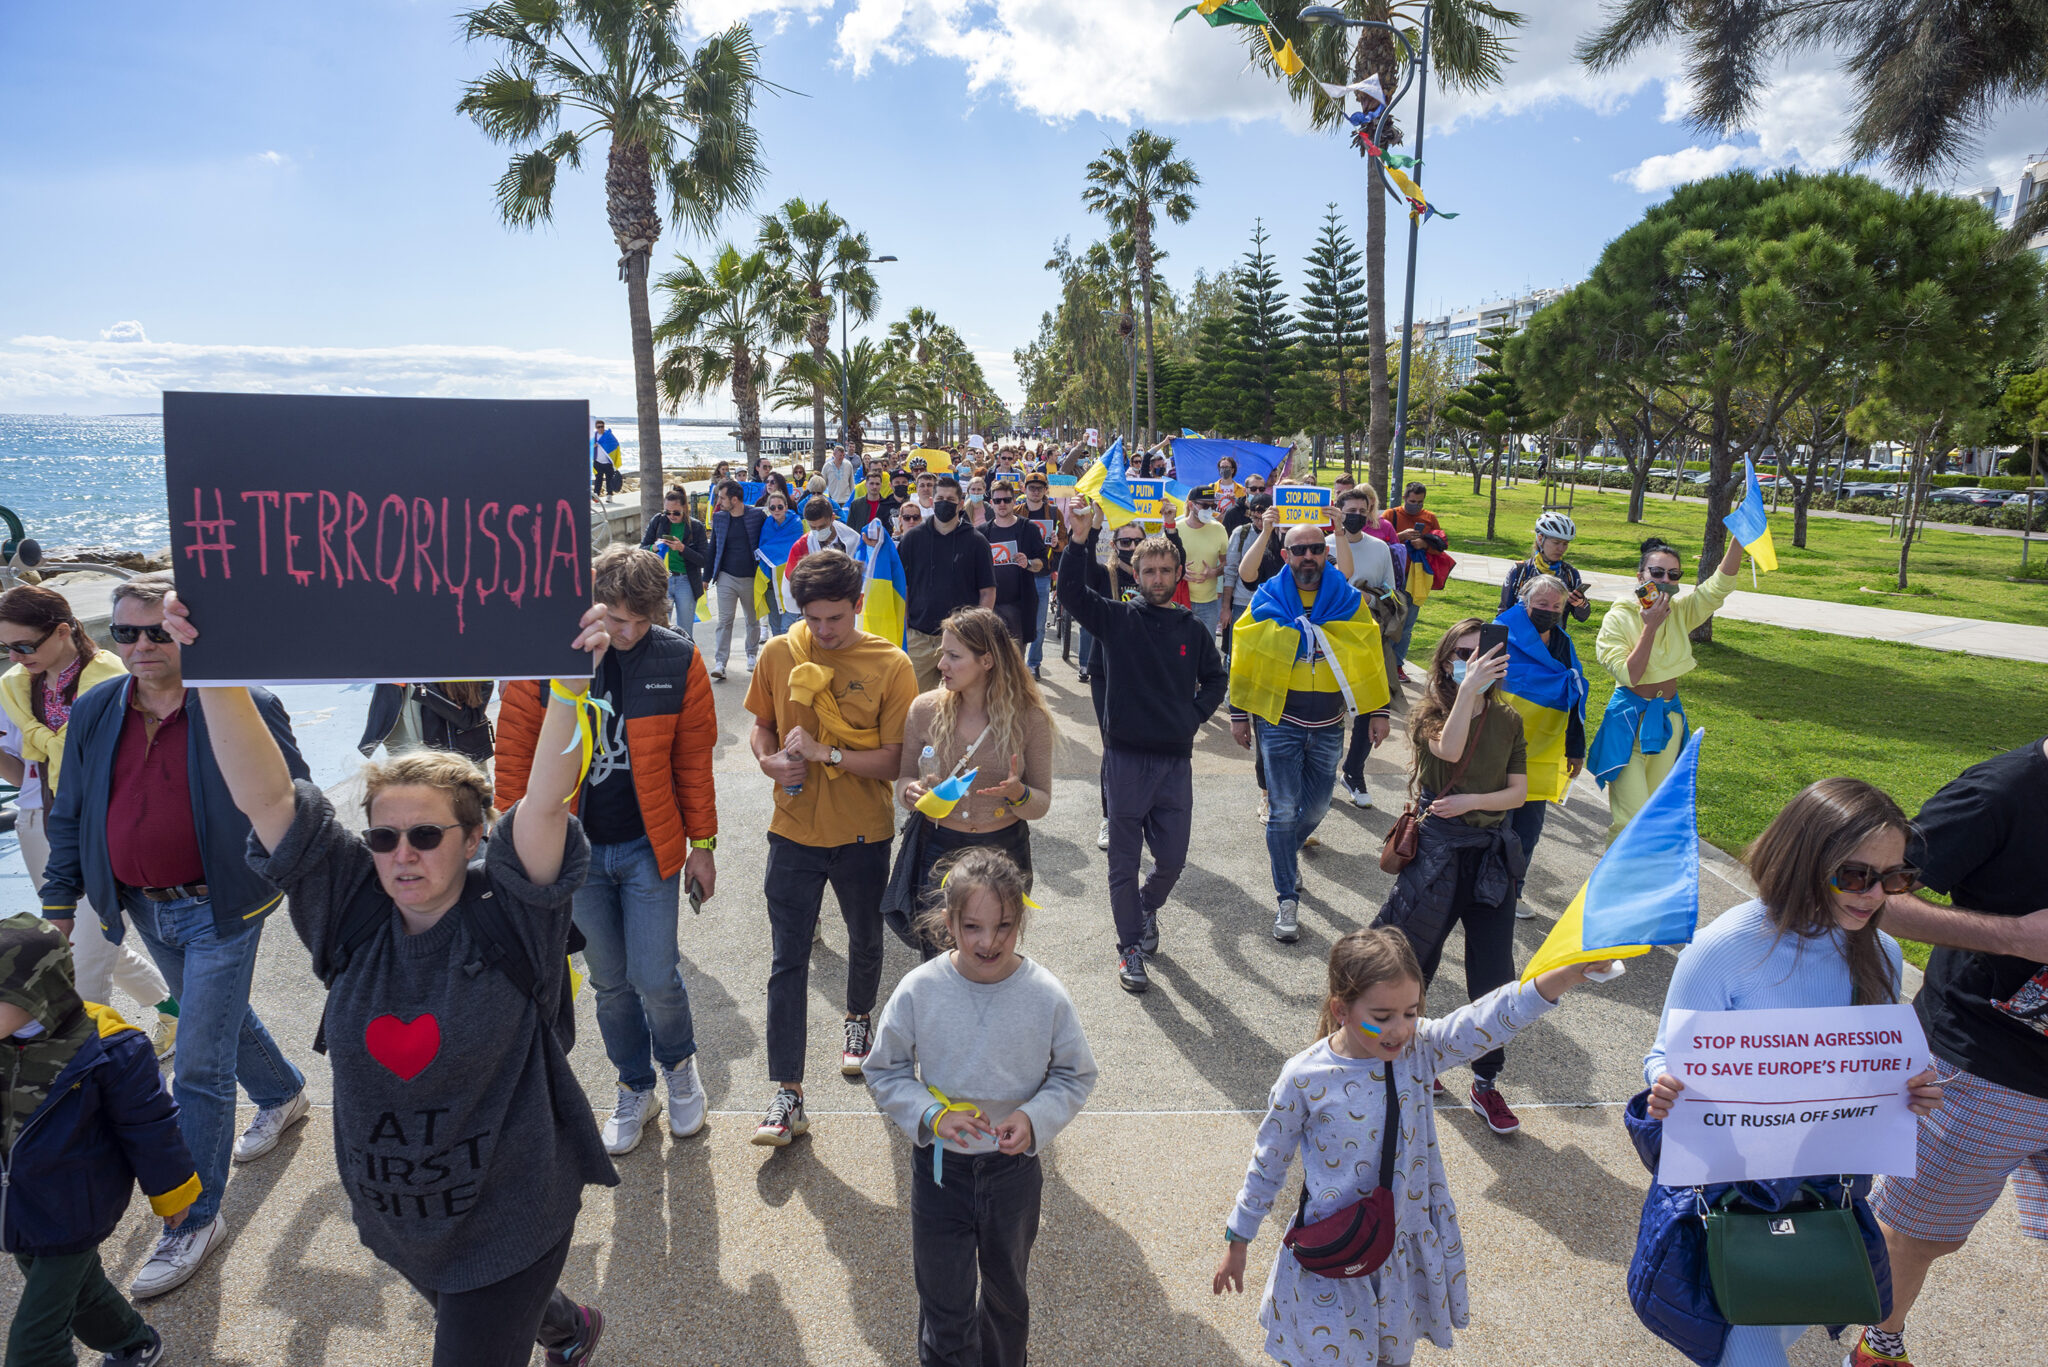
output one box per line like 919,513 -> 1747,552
166,392 -> 592,684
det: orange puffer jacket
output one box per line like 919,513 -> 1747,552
494,626 -> 718,879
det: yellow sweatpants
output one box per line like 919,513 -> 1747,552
1604,724 -> 1688,843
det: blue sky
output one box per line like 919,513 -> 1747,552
3,0 -> 2039,416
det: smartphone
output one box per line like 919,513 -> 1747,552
1635,580 -> 1661,609
1475,623 -> 1510,659
686,877 -> 705,915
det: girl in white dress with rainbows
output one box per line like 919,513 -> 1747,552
1214,927 -> 1616,1365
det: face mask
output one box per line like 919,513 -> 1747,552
1450,659 -> 1468,685
10,1018 -> 45,1040
933,499 -> 959,523
1527,607 -> 1562,632
1342,512 -> 1367,534
968,493 -> 983,504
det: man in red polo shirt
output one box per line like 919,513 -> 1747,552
40,574 -> 311,1300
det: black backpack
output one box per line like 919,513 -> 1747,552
312,864 -> 583,1056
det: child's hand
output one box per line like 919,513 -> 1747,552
164,1203 -> 192,1229
934,1107 -> 994,1148
1532,959 -> 1625,1003
995,1111 -> 1035,1154
1646,1072 -> 1685,1121
1905,1067 -> 1944,1117
1213,1241 -> 1248,1294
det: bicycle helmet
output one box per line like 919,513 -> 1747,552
1534,511 -> 1577,542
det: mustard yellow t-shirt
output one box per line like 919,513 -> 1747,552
1595,568 -> 1739,688
745,630 -> 918,847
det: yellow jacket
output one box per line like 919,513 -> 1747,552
1595,569 -> 1738,689
0,651 -> 128,794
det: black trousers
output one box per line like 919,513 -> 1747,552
1341,710 -> 1374,789
1409,844 -> 1519,1082
8,1248 -> 151,1367
765,833 -> 890,1083
913,1149 -> 1043,1367
399,1228 -> 583,1367
1101,748 -> 1193,953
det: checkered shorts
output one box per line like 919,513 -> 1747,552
1872,1058 -> 2048,1243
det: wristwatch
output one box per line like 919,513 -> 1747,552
827,747 -> 844,767
689,837 -> 717,852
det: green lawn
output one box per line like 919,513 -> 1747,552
1412,580 -> 2048,967
1339,473 -> 2048,629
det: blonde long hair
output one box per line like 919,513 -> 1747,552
926,608 -> 1053,772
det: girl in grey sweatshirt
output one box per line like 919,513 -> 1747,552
862,847 -> 1097,1367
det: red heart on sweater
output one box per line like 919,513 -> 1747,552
363,1014 -> 441,1081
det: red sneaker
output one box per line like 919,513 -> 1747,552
1843,1332 -> 1912,1367
1431,1077 -> 1446,1098
1468,1083 -> 1521,1135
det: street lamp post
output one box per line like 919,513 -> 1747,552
1303,4 -> 1429,503
838,254 -> 897,453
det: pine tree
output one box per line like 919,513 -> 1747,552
1225,219 -> 1297,443
1183,311 -> 1241,435
1284,204 -> 1370,476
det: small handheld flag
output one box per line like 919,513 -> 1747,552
915,769 -> 979,820
1522,729 -> 1705,983
1723,458 -> 1779,577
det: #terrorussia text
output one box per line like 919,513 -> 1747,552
180,486 -> 585,632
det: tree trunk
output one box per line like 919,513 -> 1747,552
1628,416 -> 1651,523
1898,441 -> 1929,590
808,303 -> 831,460
1485,441 -> 1501,542
1357,36 -> 1394,501
1138,211 -> 1158,448
1691,391 -> 1737,647
607,139 -> 666,525
1795,436 -> 1828,549
733,344 -> 761,466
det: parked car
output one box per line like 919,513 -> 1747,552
2006,491 -> 2043,507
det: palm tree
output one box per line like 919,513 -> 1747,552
457,2 -> 765,522
1081,130 -> 1200,447
1246,0 -> 1523,495
771,338 -> 896,457
889,307 -> 945,368
652,244 -> 809,466
758,198 -> 880,459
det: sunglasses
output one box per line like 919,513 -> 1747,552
990,497 -> 1013,506
1829,862 -> 1919,895
1114,538 -> 1143,550
1285,544 -> 1328,558
2,625 -> 59,655
1644,567 -> 1684,582
365,822 -> 467,854
109,623 -> 175,646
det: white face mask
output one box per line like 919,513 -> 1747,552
10,1018 -> 46,1040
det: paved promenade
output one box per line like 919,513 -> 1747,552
2,655 -> 2035,1365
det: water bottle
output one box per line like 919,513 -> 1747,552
783,737 -> 805,798
919,745 -> 939,786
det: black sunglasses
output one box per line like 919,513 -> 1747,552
1644,567 -> 1684,582
2,625 -> 59,655
990,496 -> 1013,505
1285,544 -> 1328,558
1830,862 -> 1919,895
365,822 -> 466,854
109,623 -> 175,646
1114,538 -> 1142,549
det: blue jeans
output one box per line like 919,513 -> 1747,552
666,577 -> 697,644
1255,719 -> 1343,905
1026,576 -> 1051,669
1395,596 -> 1423,666
123,894 -> 304,1228
573,836 -> 697,1092
1076,626 -> 1095,674
1188,597 -> 1220,640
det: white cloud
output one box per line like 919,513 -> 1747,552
254,149 -> 292,167
1615,143 -> 1750,193
0,331 -> 670,414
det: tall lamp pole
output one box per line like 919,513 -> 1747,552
1303,4 -> 1429,502
837,253 -> 897,453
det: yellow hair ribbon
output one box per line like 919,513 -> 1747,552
935,864 -> 1042,912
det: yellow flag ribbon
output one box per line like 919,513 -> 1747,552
925,1085 -> 987,1185
1262,25 -> 1305,74
549,681 -> 614,803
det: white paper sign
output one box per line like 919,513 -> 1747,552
1658,1004 -> 1927,1186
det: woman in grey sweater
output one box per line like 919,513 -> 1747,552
162,591 -> 617,1367
863,846 -> 1098,1367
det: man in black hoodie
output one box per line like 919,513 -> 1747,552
1059,498 -> 1227,995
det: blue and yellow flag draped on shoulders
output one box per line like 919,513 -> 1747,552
1522,728 -> 1705,982
1228,568 -> 1389,725
755,512 -> 805,617
858,529 -> 908,647
1494,603 -> 1587,805
1723,457 -> 1779,574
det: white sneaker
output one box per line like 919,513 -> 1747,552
1514,900 -> 1538,920
1342,780 -> 1373,809
664,1058 -> 707,1139
232,1089 -> 309,1163
130,1214 -> 227,1299
602,1085 -> 659,1156
1272,899 -> 1300,943
710,665 -> 726,682
1097,818 -> 1110,851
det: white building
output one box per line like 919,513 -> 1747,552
1412,286 -> 1572,385
1965,150 -> 2048,258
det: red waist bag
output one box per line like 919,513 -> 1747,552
1281,1061 -> 1400,1279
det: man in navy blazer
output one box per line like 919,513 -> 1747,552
708,480 -> 769,681
39,574 -> 311,1300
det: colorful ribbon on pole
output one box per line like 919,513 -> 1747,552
549,681 -> 614,802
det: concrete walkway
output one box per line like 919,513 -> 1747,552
1454,550 -> 2048,665
4,650 -> 2034,1365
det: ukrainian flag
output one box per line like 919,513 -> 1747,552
592,427 -> 621,468
1522,728 -> 1704,982
1495,603 -> 1586,805
915,769 -> 978,820
1723,457 -> 1778,573
1075,440 -> 1182,529
859,529 -> 908,647
756,511 -> 805,618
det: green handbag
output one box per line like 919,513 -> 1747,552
1701,1184 -> 1881,1327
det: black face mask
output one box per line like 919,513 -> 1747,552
1527,607 -> 1563,633
1342,512 -> 1368,533
933,499 -> 959,523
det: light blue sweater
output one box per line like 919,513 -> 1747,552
1644,898 -> 1903,1087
